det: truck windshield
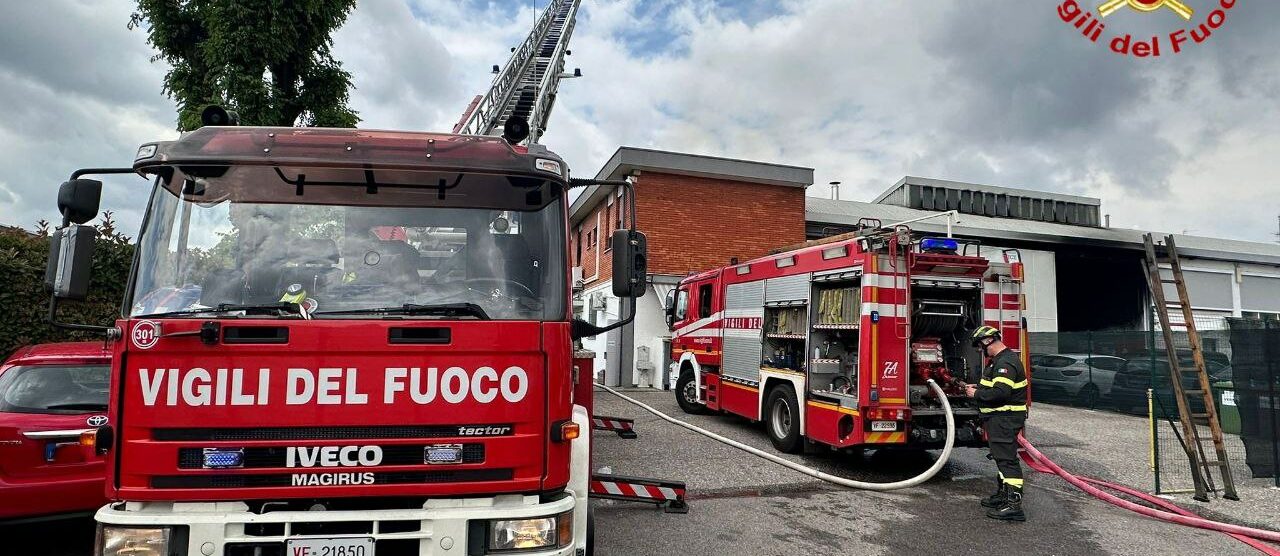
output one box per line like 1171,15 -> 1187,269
129,165 -> 566,321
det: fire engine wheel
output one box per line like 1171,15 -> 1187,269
675,370 -> 708,415
586,505 -> 595,555
766,386 -> 802,453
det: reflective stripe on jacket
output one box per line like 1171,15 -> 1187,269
976,348 -> 1028,414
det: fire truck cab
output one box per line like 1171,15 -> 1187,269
44,123 -> 646,556
666,225 -> 1028,454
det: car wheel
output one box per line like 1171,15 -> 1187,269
765,385 -> 802,453
675,369 -> 708,415
1076,384 -> 1101,408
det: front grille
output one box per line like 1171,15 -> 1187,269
177,444 -> 485,469
154,424 -> 514,441
292,521 -> 372,536
150,468 -> 514,489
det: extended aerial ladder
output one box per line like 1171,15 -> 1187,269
1142,233 -> 1239,502
460,0 -> 689,512
453,0 -> 581,143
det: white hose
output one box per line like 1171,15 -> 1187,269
595,379 -> 955,491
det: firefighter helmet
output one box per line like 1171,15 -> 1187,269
971,325 -> 1001,347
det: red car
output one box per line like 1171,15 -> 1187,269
0,342 -> 111,522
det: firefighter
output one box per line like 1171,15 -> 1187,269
964,325 -> 1028,522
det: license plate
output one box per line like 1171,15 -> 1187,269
871,420 -> 897,432
286,537 -> 375,556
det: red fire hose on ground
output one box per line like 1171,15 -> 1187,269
1017,435 -> 1280,554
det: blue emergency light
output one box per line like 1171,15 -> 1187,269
202,448 -> 245,469
920,238 -> 959,254
424,444 -> 463,464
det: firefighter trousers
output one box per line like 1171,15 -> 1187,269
985,413 -> 1026,488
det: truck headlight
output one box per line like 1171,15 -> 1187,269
97,525 -> 171,556
487,510 -> 573,551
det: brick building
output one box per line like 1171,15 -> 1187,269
569,147 -> 813,387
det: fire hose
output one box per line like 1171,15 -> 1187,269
595,379 -> 955,491
1017,436 -> 1280,553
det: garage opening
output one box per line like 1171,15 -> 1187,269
1054,247 -> 1147,332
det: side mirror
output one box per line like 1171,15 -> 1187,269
57,179 -> 102,225
664,289 -> 677,329
47,225 -> 97,300
611,229 -> 647,298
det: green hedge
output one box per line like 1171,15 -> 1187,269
0,215 -> 134,359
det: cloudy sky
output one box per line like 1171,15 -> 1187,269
2,0 -> 1278,243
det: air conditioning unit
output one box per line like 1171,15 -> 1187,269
571,266 -> 584,291
589,292 -> 607,310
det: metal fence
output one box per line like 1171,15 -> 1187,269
1025,316 -> 1280,492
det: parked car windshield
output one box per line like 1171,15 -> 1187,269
129,165 -> 566,321
0,365 -> 110,414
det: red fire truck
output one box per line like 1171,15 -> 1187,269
43,113 -> 646,556
665,225 -> 1027,453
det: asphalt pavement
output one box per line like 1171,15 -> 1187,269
7,388 -> 1263,556
591,388 -> 1258,556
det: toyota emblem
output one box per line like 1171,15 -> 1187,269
87,415 -> 108,427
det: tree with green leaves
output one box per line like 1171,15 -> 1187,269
129,0 -> 360,131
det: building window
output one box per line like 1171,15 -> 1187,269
698,283 -> 713,318
615,195 -> 625,229
605,204 -> 613,234
1242,311 -> 1280,322
575,229 -> 582,263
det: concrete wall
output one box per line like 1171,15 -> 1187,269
630,286 -> 671,388
982,244 -> 1058,332
577,281 -> 670,388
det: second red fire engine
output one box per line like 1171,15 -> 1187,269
666,224 -> 1029,453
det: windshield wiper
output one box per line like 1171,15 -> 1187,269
313,303 -> 490,320
45,403 -> 108,411
135,302 -> 303,319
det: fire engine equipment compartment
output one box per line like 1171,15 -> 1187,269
762,305 -> 807,371
905,272 -> 991,445
808,277 -> 861,398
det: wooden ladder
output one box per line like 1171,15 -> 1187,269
1142,233 -> 1238,501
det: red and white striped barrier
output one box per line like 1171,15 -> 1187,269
589,473 -> 688,513
591,415 -> 638,438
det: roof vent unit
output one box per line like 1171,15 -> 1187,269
875,177 -> 1102,228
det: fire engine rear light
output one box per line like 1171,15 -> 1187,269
424,444 -> 464,464
866,408 -> 909,420
202,448 -> 244,469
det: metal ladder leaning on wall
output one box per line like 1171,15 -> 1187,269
1142,233 -> 1239,501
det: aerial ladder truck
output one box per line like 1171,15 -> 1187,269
41,1 -> 651,555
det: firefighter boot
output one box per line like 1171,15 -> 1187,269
980,477 -> 1008,508
986,486 -> 1026,522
